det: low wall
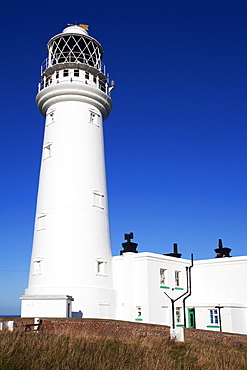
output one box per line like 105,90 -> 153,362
185,328 -> 247,347
0,318 -> 170,338
1,318 -> 247,346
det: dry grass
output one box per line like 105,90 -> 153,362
0,330 -> 247,369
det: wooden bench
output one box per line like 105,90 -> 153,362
24,320 -> 43,332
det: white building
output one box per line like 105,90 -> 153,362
113,237 -> 247,335
21,25 -> 247,336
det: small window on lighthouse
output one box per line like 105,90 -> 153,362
92,191 -> 104,209
89,110 -> 100,127
33,259 -> 43,275
46,110 -> 55,126
43,143 -> 52,160
37,214 -> 47,230
74,69 -> 79,77
95,259 -> 107,276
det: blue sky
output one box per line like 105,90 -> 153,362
0,0 -> 247,314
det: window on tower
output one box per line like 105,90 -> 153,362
92,191 -> 104,209
89,109 -> 100,127
33,258 -> 43,275
43,143 -> 52,160
37,214 -> 47,231
63,69 -> 69,77
95,259 -> 107,276
46,109 -> 55,126
85,72 -> 89,80
45,76 -> 52,87
74,69 -> 79,77
99,79 -> 106,92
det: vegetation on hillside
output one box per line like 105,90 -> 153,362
0,330 -> 247,369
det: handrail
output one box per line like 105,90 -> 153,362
38,76 -> 109,95
41,53 -> 106,75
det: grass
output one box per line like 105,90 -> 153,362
0,330 -> 247,369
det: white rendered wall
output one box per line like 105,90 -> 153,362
21,296 -> 71,318
22,80 -> 116,318
187,256 -> 247,334
113,252 -> 247,335
113,252 -> 190,325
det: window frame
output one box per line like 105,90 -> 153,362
209,309 -> 219,325
175,270 -> 180,287
92,191 -> 104,209
89,109 -> 100,127
176,307 -> 182,324
37,213 -> 47,231
160,268 -> 167,286
95,258 -> 107,276
43,142 -> 53,160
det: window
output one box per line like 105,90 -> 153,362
99,79 -> 106,92
92,191 -> 104,209
97,261 -> 104,274
85,71 -> 89,80
89,110 -> 100,127
95,259 -> 106,276
90,111 -> 96,123
56,71 -> 59,79
93,76 -> 97,83
37,214 -> 47,230
45,76 -> 52,87
46,109 -> 55,125
210,309 -> 219,324
176,307 -> 181,324
136,306 -> 142,320
63,69 -> 69,77
74,69 -> 79,77
175,271 -> 180,287
160,268 -> 166,286
43,143 -> 52,160
33,258 -> 43,275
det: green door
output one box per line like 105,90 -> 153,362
188,308 -> 195,328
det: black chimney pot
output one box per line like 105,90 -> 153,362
164,243 -> 182,258
214,239 -> 231,258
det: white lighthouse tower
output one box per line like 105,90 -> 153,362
21,25 -> 116,318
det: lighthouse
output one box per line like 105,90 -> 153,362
21,25 -> 116,319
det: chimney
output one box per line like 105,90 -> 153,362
164,243 -> 182,258
214,239 -> 231,258
120,233 -> 138,255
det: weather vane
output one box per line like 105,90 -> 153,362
67,23 -> 89,30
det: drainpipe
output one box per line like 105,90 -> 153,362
163,254 -> 194,329
183,254 -> 194,327
215,305 -> 224,332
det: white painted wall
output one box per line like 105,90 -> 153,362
113,253 -> 247,335
21,26 -> 116,319
113,252 -> 190,326
21,296 -> 72,318
186,257 -> 247,333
